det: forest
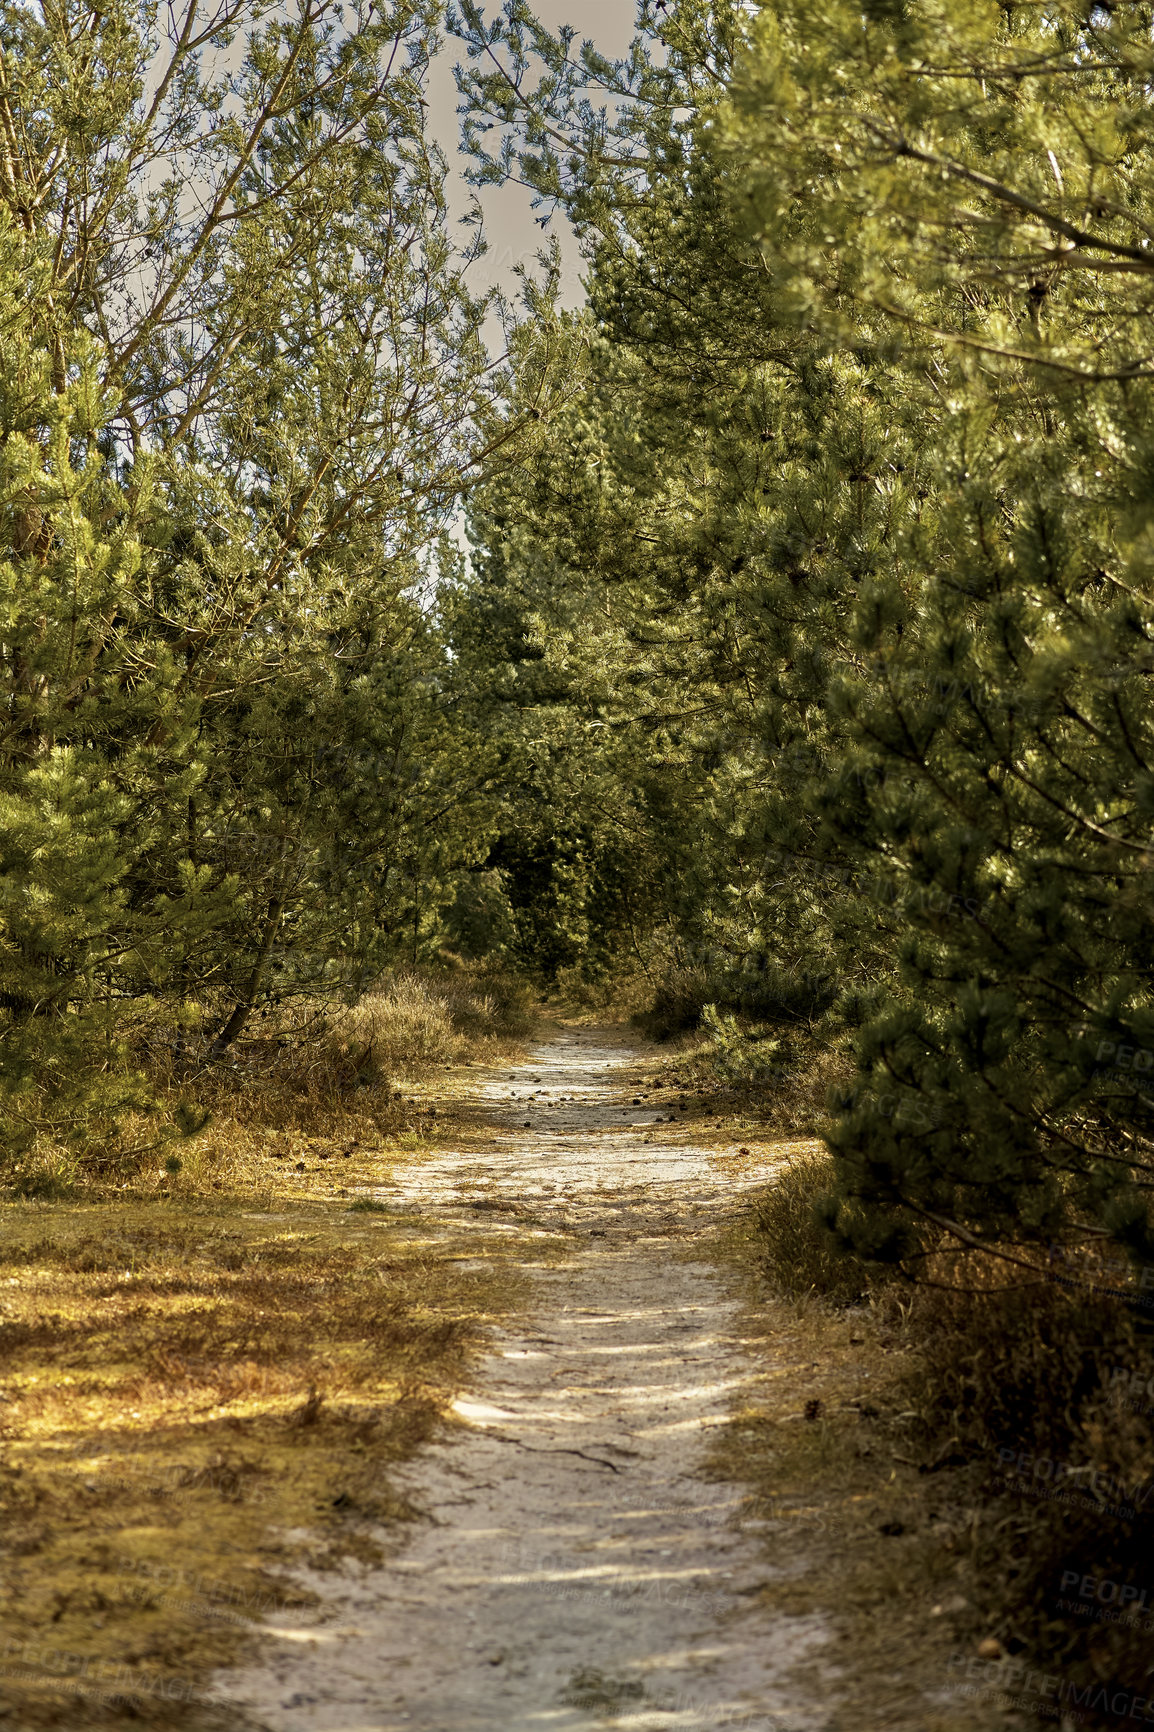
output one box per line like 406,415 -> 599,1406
4,0 -> 1154,1724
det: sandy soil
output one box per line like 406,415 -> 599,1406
212,1028 -> 835,1731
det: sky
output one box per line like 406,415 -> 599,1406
423,3 -> 642,564
425,2 -> 640,311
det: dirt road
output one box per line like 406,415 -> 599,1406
214,1028 -> 834,1731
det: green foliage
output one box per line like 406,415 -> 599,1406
0,241 -> 174,1164
725,0 -> 1154,1268
443,328 -> 679,983
0,0 -> 573,1172
701,1005 -> 795,1085
10,0 -> 1154,1276
452,0 -> 1154,1274
451,1 -> 903,1029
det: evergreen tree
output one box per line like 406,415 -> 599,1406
451,0 -> 908,1021
0,0 -> 574,1170
722,0 -> 1154,1267
0,231 -> 212,1173
457,0 -> 1154,1268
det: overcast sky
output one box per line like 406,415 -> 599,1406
425,3 -> 639,310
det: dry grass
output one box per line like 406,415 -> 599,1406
335,970 -> 534,1076
707,1211 -> 1023,1731
150,969 -> 531,1124
599,1039 -> 847,1157
19,970 -> 531,1194
5,968 -> 534,1203
752,1149 -> 873,1305
631,1027 -> 851,1140
718,1158 -> 1154,1729
545,964 -> 658,1022
0,973 -> 537,1727
896,1253 -> 1154,1721
0,1181 -> 530,1728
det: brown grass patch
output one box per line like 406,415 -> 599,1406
629,1035 -> 850,1142
0,1071 -> 532,1724
705,1212 -> 1023,1730
713,1166 -> 1154,1729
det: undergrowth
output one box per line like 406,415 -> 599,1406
4,966 -> 532,1197
754,1151 -> 873,1306
742,1149 -> 1154,1728
632,1005 -> 851,1139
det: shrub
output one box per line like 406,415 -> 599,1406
634,967 -> 713,1040
339,977 -> 462,1073
754,1151 -> 874,1307
8,1151 -> 80,1201
336,968 -> 532,1077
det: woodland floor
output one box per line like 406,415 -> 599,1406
3,1024 -> 1025,1732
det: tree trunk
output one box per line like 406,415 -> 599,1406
209,895 -> 285,1058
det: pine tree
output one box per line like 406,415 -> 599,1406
0,0 -> 573,1171
0,231 -> 215,1177
451,0 -> 909,1020
724,0 -> 1154,1265
457,0 -> 1154,1269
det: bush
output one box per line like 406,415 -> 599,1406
755,1155 -> 1154,1716
701,1004 -> 799,1084
339,976 -> 463,1074
634,967 -> 713,1040
337,968 -> 532,1076
8,1151 -> 80,1201
754,1151 -> 874,1306
91,966 -> 537,1181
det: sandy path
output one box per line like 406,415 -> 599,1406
214,1029 -> 834,1731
